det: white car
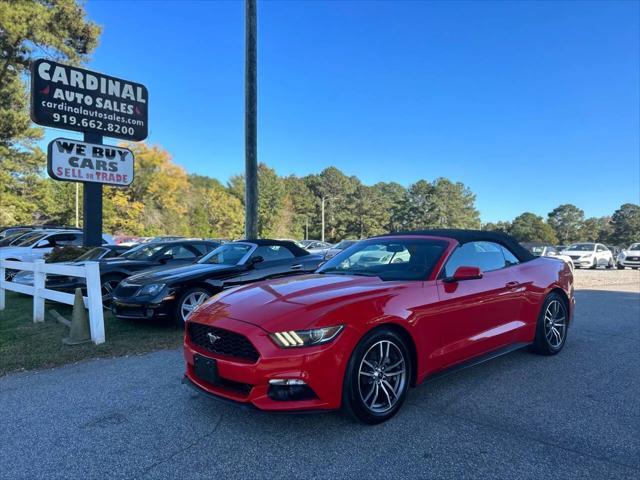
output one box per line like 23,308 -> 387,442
521,242 -> 574,270
299,240 -> 333,256
0,230 -> 113,278
617,243 -> 640,270
560,242 -> 614,269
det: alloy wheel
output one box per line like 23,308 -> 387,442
544,299 -> 567,349
180,291 -> 210,321
358,340 -> 407,414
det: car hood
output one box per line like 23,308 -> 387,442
561,250 -> 593,256
126,262 -> 236,284
623,249 -> 640,255
190,273 -> 403,332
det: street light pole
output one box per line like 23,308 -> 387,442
321,197 -> 325,242
244,0 -> 259,239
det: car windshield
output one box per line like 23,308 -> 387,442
13,232 -> 47,247
198,243 -> 253,265
318,238 -> 448,281
334,240 -> 356,250
122,244 -> 165,260
566,243 -> 595,251
629,243 -> 640,250
76,247 -> 108,261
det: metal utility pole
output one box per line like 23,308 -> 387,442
244,0 -> 259,239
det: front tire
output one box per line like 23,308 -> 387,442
176,287 -> 212,326
342,327 -> 411,424
532,293 -> 568,356
101,274 -> 124,309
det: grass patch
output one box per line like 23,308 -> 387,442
0,291 -> 183,376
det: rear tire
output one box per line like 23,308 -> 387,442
590,258 -> 598,269
531,293 -> 568,356
607,258 -> 614,269
617,264 -> 625,270
342,327 -> 411,424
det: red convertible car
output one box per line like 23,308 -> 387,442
183,230 -> 574,424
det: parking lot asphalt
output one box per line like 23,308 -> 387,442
1,288 -> 639,480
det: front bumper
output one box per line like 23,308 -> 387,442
183,317 -> 353,412
618,257 -> 640,267
111,295 -> 174,320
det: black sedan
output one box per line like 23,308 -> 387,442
43,240 -> 220,306
111,240 -> 324,325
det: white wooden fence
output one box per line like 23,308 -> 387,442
0,259 -> 105,344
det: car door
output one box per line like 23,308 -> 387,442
250,245 -> 304,279
430,241 -> 524,370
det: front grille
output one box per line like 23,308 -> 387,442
569,255 -> 581,260
628,256 -> 640,261
113,284 -> 140,297
188,323 -> 260,363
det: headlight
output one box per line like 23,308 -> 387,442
138,283 -> 165,296
269,325 -> 344,348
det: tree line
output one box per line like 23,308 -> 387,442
1,1 -> 638,246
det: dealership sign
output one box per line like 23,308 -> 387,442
47,138 -> 134,186
31,59 -> 148,141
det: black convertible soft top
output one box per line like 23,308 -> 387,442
381,229 -> 535,262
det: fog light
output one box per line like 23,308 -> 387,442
269,379 -> 306,386
267,380 -> 317,401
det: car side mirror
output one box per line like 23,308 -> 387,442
444,266 -> 483,283
159,254 -> 174,264
248,255 -> 264,268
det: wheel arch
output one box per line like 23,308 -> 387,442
547,286 -> 571,323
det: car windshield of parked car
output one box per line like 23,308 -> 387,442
318,238 -> 448,281
122,244 -> 165,260
76,247 -> 107,261
13,232 -> 47,247
567,243 -> 595,251
629,243 -> 640,250
198,243 -> 253,265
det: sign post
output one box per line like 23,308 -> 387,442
30,59 -> 148,247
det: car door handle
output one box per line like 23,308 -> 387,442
505,281 -> 520,288
291,264 -> 303,270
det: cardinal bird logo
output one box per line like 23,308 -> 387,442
40,85 -> 50,95
135,106 -> 142,116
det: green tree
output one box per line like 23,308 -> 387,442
372,182 -> 407,233
609,203 -> 640,246
482,221 -> 512,233
401,178 -> 480,230
547,204 -> 585,243
580,216 -> 612,243
510,212 -> 558,243
0,0 -> 100,224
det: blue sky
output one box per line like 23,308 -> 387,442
41,0 -> 639,222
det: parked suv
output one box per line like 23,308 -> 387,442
560,243 -> 614,269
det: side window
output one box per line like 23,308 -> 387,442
165,245 -> 197,260
500,245 -> 520,266
49,234 -> 82,247
190,243 -> 210,256
443,241 -> 508,277
253,245 -> 295,262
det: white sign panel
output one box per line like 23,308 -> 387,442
47,138 -> 134,186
